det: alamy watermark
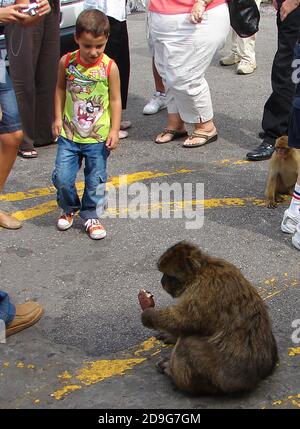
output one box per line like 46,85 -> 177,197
291,319 -> 300,344
96,177 -> 205,230
292,59 -> 300,84
0,319 -> 6,344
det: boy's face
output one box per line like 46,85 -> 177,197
75,31 -> 109,64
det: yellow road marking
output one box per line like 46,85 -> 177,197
0,169 -> 193,202
51,337 -> 165,400
288,347 -> 300,356
0,158 -> 255,203
272,393 -> 300,409
6,196 -> 272,223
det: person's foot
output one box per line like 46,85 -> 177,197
182,127 -> 218,148
281,209 -> 300,234
6,301 -> 44,337
120,120 -> 132,130
219,53 -> 240,66
18,149 -> 38,159
0,211 -> 22,229
155,129 -> 188,144
84,219 -> 106,240
57,212 -> 74,231
246,141 -> 275,161
143,92 -> 167,115
119,130 -> 129,139
292,224 -> 300,250
237,60 -> 257,75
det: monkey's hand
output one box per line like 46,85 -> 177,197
138,289 -> 155,311
267,200 -> 277,209
141,308 -> 156,329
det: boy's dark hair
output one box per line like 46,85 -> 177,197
75,9 -> 110,38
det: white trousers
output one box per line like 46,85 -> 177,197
229,0 -> 261,64
149,4 -> 230,123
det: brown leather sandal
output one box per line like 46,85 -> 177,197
155,129 -> 188,144
183,131 -> 218,148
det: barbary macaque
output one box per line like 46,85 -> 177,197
265,135 -> 300,208
140,241 -> 278,395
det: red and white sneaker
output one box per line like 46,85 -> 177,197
57,212 -> 74,231
84,219 -> 106,240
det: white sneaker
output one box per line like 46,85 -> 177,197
292,224 -> 300,250
281,209 -> 300,234
143,92 -> 167,115
237,60 -> 257,75
119,130 -> 128,139
57,212 -> 74,231
219,53 -> 240,66
84,219 -> 107,240
120,120 -> 132,130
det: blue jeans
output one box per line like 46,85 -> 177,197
52,136 -> 109,220
0,70 -> 22,134
0,290 -> 15,325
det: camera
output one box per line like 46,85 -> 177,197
20,3 -> 39,16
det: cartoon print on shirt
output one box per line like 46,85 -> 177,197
63,91 -> 104,140
67,64 -> 98,94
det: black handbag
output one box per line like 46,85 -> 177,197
228,0 -> 260,38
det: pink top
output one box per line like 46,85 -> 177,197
148,0 -> 227,14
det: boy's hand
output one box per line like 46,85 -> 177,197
106,129 -> 119,150
52,119 -> 62,140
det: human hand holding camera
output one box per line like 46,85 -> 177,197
19,0 -> 51,18
0,4 -> 28,23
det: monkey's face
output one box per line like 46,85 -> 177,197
161,273 -> 183,298
275,146 -> 289,160
275,136 -> 289,159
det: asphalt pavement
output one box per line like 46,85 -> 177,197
0,5 -> 299,409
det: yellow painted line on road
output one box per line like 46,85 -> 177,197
8,196 -> 269,223
0,169 -> 193,202
0,158 -> 254,203
51,337 -> 165,400
272,393 -> 300,409
288,347 -> 300,356
258,276 -> 299,301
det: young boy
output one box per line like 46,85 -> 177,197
52,9 -> 121,239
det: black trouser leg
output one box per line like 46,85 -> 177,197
262,4 -> 300,144
105,17 -> 130,110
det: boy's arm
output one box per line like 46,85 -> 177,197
106,61 -> 122,150
52,55 -> 67,140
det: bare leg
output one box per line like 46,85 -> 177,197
153,58 -> 165,94
0,131 -> 23,229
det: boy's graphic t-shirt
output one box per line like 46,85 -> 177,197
62,51 -> 113,143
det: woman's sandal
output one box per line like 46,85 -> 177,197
18,149 -> 38,159
182,131 -> 218,148
155,129 -> 188,144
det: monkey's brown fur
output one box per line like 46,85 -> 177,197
141,241 -> 278,395
265,135 -> 300,208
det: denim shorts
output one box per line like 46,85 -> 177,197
0,70 -> 21,134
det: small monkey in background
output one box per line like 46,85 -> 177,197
265,136 -> 300,208
139,241 -> 278,395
